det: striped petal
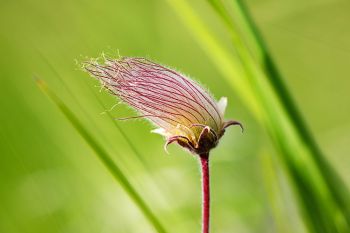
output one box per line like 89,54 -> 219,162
84,57 -> 241,155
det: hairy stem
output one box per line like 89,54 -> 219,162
200,153 -> 210,233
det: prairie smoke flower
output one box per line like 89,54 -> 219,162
84,57 -> 242,156
84,56 -> 243,233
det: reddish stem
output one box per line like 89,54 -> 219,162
200,153 -> 210,233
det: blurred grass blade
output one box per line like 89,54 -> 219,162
166,0 -> 350,232
230,0 -> 350,225
208,0 -> 350,228
36,79 -> 167,233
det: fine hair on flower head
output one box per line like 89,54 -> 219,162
84,56 -> 242,156
83,55 -> 243,233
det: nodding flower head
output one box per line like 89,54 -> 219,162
84,57 -> 242,155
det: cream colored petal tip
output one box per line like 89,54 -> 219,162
217,97 -> 228,117
151,128 -> 169,137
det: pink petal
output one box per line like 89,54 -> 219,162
85,57 -> 223,132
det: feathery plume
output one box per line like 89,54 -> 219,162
84,57 -> 242,155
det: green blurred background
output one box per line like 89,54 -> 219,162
1,0 -> 349,232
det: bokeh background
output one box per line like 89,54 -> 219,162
1,0 -> 349,232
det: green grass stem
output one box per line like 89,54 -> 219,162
36,79 -> 167,233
